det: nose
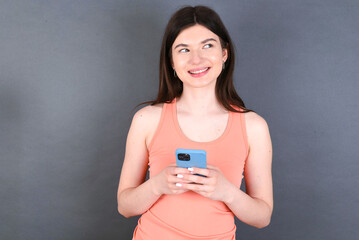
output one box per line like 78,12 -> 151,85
189,50 -> 203,65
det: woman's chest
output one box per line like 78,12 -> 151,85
177,112 -> 229,142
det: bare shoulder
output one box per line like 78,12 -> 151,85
133,104 -> 163,124
132,103 -> 164,147
244,111 -> 271,146
244,111 -> 269,132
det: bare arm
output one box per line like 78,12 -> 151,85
117,107 -> 161,218
117,106 -> 190,218
224,112 -> 273,228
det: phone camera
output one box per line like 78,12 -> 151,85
178,153 -> 190,161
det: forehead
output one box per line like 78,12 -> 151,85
173,24 -> 219,45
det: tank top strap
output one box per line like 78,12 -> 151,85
228,107 -> 249,158
239,110 -> 249,155
147,100 -> 175,152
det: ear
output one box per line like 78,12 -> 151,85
222,48 -> 228,63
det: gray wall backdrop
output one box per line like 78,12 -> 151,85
1,0 -> 358,239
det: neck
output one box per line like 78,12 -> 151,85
176,87 -> 225,115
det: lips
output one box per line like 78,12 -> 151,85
188,67 -> 210,77
188,67 -> 209,74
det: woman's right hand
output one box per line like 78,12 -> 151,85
151,163 -> 191,196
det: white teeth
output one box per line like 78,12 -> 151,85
189,68 -> 209,74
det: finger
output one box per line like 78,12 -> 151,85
168,174 -> 193,184
168,166 -> 190,176
169,182 -> 188,193
173,183 -> 190,193
184,174 -> 209,185
188,183 -> 215,194
188,167 -> 211,177
171,188 -> 188,195
182,183 -> 206,192
169,181 -> 186,191
168,174 -> 180,183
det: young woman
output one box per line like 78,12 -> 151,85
117,5 -> 273,240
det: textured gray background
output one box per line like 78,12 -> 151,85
1,0 -> 358,239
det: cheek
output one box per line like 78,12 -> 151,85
172,56 -> 187,69
209,55 -> 224,66
209,50 -> 224,62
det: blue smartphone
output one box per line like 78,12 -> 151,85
176,149 -> 207,177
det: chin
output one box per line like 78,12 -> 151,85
183,80 -> 217,89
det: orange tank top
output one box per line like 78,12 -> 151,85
133,98 -> 249,240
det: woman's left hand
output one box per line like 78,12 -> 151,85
178,164 -> 234,202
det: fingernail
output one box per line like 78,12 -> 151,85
177,174 -> 183,178
176,183 -> 182,187
188,167 -> 194,172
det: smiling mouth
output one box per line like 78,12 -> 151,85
188,67 -> 210,74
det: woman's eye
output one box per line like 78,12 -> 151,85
179,48 -> 189,53
203,43 -> 213,49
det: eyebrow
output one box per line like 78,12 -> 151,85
174,38 -> 217,49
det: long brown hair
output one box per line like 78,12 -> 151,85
140,5 -> 252,113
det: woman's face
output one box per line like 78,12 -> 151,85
171,24 -> 228,89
